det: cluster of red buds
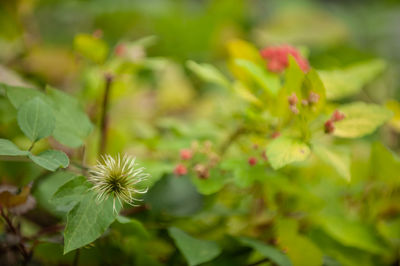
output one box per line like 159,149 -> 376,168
288,91 -> 321,115
324,110 -> 346,134
260,45 -> 309,73
173,141 -> 220,179
247,143 -> 269,167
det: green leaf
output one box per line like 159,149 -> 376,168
145,175 -> 203,216
3,83 -> 44,108
333,102 -> 392,138
234,59 -> 281,96
313,145 -> 351,181
266,137 -> 311,170
168,227 -> 221,266
17,97 -> 55,142
0,139 -> 29,156
276,219 -> 323,266
187,60 -> 230,89
113,216 -> 150,239
319,59 -> 386,100
51,176 -> 92,212
238,237 -> 292,266
317,215 -> 387,254
46,86 -> 93,147
74,33 -> 108,63
63,192 -> 120,254
190,168 -> 230,195
28,150 -> 69,171
284,57 -> 305,95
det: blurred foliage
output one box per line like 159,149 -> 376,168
1,0 -> 400,265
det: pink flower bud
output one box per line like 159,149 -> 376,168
331,110 -> 346,122
290,105 -> 299,115
174,164 -> 187,176
308,91 -> 320,104
180,149 -> 193,160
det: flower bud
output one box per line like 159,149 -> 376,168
248,157 -> 257,166
194,164 -> 209,179
288,93 -> 298,106
331,110 -> 346,122
324,120 -> 335,134
308,91 -> 320,104
180,149 -> 193,160
290,105 -> 299,115
174,164 -> 187,176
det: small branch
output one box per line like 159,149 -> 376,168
0,207 -> 31,263
73,248 -> 80,266
99,73 -> 114,156
219,126 -> 246,156
28,141 -> 35,152
247,258 -> 271,266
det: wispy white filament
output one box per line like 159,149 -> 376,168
88,154 -> 149,212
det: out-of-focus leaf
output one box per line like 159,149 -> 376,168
319,59 -> 386,100
51,176 -> 91,212
28,150 -> 69,171
266,137 -> 310,170
234,59 -> 280,96
370,142 -> 400,183
187,60 -> 230,89
74,34 -> 108,63
238,237 -> 292,266
145,175 -> 203,216
168,227 -> 221,266
17,97 -> 55,142
0,138 -> 29,156
313,144 -> 351,181
385,100 -> 400,132
3,83 -> 44,108
46,86 -> 93,148
276,219 -> 323,266
113,216 -> 150,239
191,168 -> 230,195
333,102 -> 392,138
317,215 -> 387,254
63,192 -> 120,254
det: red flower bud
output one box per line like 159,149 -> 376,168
248,157 -> 257,166
180,149 -> 193,160
174,164 -> 187,176
331,110 -> 346,122
324,120 -> 335,134
260,45 -> 309,73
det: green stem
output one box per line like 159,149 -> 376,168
99,73 -> 113,156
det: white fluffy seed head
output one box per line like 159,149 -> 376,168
88,154 -> 149,212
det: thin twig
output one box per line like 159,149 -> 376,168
99,73 -> 114,156
219,126 -> 246,156
73,248 -> 80,266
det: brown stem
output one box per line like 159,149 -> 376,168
99,73 -> 114,156
0,207 -> 31,263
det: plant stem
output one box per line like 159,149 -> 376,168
99,73 -> 113,156
73,248 -> 80,266
0,207 -> 31,263
219,126 -> 246,156
247,258 -> 271,266
28,141 -> 35,152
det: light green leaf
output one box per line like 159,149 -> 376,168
235,59 -> 281,96
0,138 -> 29,156
317,215 -> 387,254
266,137 -> 311,170
313,145 -> 351,181
51,176 -> 91,212
168,227 -> 221,266
63,192 -> 120,254
333,102 -> 392,138
46,86 -> 93,147
319,59 -> 386,100
17,97 -> 55,142
3,83 -> 44,108
187,60 -> 230,89
29,150 -> 69,171
74,34 -> 108,63
238,237 -> 292,266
